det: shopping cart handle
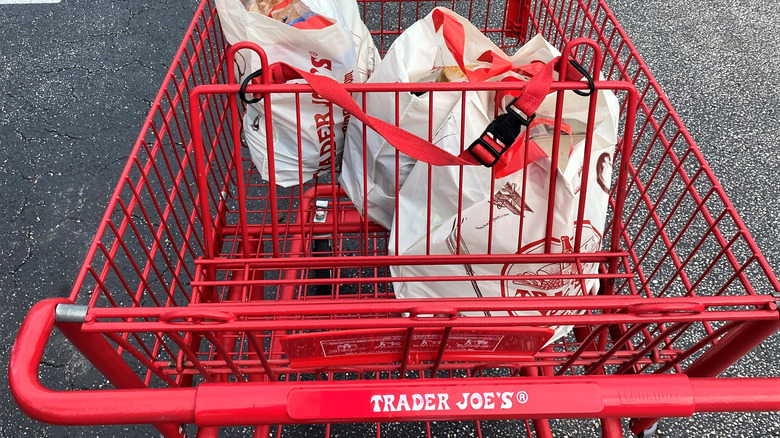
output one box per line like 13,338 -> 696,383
9,299 -> 780,427
191,376 -> 780,425
8,298 -> 196,426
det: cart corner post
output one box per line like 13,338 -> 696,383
9,299 -> 191,438
504,0 -> 531,40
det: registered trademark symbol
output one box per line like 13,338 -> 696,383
516,391 -> 528,404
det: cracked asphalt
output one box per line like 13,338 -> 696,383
1,1 -> 200,436
1,0 -> 779,437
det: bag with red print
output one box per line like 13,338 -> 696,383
216,0 -> 379,186
386,12 -> 620,344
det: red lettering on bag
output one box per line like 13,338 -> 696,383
510,289 -> 567,316
342,109 -> 350,135
310,90 -> 334,177
308,65 -> 350,177
317,127 -> 332,150
310,54 -> 333,71
512,289 -> 549,298
314,112 -> 331,130
318,156 -> 332,168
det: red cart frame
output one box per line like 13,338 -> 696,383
9,0 -> 780,437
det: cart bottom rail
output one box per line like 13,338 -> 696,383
10,299 -> 780,429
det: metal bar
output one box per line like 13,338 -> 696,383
11,301 -> 780,426
600,417 -> 623,438
189,375 -> 779,425
86,294 -> 776,317
9,299 -> 191,434
79,310 -> 778,334
194,252 -> 628,268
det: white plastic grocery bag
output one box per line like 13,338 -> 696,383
340,8 -> 560,229
386,28 -> 620,344
216,0 -> 379,186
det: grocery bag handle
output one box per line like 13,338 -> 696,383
431,7 -> 515,83
430,8 -> 588,85
260,58 -> 558,169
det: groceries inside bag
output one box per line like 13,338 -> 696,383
216,0 -> 379,186
242,0 -> 334,28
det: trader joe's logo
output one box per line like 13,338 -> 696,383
370,390 -> 529,413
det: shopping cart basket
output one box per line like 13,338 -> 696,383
9,0 -> 780,437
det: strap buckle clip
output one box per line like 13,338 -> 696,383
467,99 -> 535,167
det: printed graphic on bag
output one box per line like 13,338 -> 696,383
494,182 -> 534,216
500,222 -> 601,307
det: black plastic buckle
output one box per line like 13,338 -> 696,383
467,99 -> 535,167
504,96 -> 536,125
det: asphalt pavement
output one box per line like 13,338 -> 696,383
1,0 -> 779,437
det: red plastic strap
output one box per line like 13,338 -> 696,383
430,9 -> 577,87
515,60 -> 546,77
470,134 -> 507,167
432,9 -> 514,82
496,59 -> 582,113
494,138 -> 547,179
292,15 -> 333,29
264,58 -> 555,168
509,59 -> 556,117
267,63 -> 480,166
268,0 -> 294,16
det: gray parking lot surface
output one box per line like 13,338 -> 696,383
1,0 -> 779,437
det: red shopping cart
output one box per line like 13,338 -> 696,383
9,0 -> 780,437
